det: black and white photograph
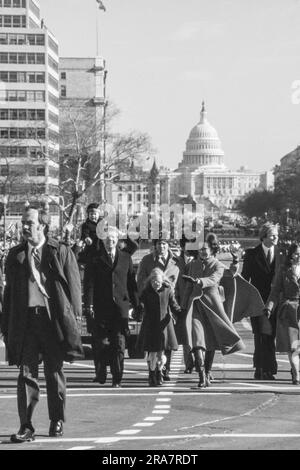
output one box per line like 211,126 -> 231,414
0,0 -> 300,455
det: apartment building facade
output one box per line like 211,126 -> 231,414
0,0 -> 59,227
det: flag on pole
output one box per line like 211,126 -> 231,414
96,0 -> 106,11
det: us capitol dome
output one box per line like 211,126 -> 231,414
180,101 -> 226,170
169,101 -> 266,210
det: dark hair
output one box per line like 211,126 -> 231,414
285,243 -> 300,268
87,203 -> 100,213
206,232 -> 219,256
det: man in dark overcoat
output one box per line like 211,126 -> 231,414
1,208 -> 83,443
85,227 -> 139,387
241,222 -> 281,380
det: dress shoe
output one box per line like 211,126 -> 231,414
149,370 -> 158,387
96,366 -> 107,384
262,372 -> 276,380
254,368 -> 263,380
112,383 -> 122,388
205,371 -> 213,386
162,368 -> 171,381
10,424 -> 35,443
49,420 -> 63,437
198,368 -> 207,388
156,369 -> 163,385
184,367 -> 193,374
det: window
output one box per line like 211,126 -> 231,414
36,167 -> 46,176
11,109 -> 18,120
35,91 -> 45,102
0,110 -> 8,120
48,36 -> 58,54
10,128 -> 18,139
36,34 -> 45,45
18,53 -> 26,64
4,0 -> 11,7
13,15 -> 21,27
17,34 -> 26,44
0,129 -> 9,138
0,72 -> 8,82
8,91 -> 17,101
36,53 -> 45,64
19,109 -> 26,120
60,85 -> 66,97
4,16 -> 12,27
37,110 -> 45,120
37,128 -> 46,139
0,166 -> 9,177
28,110 -> 36,120
48,56 -> 58,71
0,53 -> 8,64
27,53 -> 35,64
61,72 -> 66,80
27,34 -> 35,45
0,33 -> 7,44
18,91 -> 26,101
10,53 -> 18,64
36,72 -> 45,83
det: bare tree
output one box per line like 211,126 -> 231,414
58,101 -> 154,230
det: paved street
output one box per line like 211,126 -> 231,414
1,323 -> 300,451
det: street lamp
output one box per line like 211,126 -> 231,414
286,208 -> 290,226
3,195 -> 8,250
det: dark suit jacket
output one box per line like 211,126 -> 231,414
241,244 -> 280,302
85,247 -> 139,327
1,238 -> 83,366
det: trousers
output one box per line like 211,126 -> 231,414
18,308 -> 66,426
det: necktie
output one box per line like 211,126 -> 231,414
30,248 -> 49,299
109,251 -> 114,263
266,249 -> 272,265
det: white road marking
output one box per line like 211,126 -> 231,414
144,417 -> 164,421
68,446 -> 95,450
156,398 -> 171,402
133,422 -> 155,427
152,410 -> 170,414
116,429 -> 141,435
27,433 -> 300,445
154,405 -> 171,409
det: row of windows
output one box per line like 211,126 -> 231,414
0,71 -> 45,83
0,90 -> 45,102
0,165 -> 45,177
60,85 -> 66,97
118,185 -> 147,192
48,74 -> 58,90
48,56 -> 58,72
0,52 -> 45,65
0,0 -> 26,7
0,127 -> 46,139
48,111 -> 58,125
29,0 -> 40,18
0,108 -> 45,121
0,15 -> 26,27
48,129 -> 59,142
48,92 -> 58,107
0,145 -> 45,158
48,36 -> 58,55
0,33 -> 45,46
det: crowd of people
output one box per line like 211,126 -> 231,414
1,202 -> 300,444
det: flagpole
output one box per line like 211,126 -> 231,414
96,1 -> 100,56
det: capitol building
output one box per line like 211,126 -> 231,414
163,102 -> 272,211
107,102 -> 273,216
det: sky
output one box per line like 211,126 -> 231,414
39,0 -> 300,172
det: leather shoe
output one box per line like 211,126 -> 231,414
262,372 -> 275,380
162,368 -> 171,382
49,420 -> 63,437
11,425 -> 35,443
254,368 -> 263,380
96,366 -> 107,384
112,382 -> 121,388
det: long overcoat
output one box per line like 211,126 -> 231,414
137,282 -> 181,352
1,238 -> 83,366
84,247 -> 139,329
178,257 -> 245,354
266,266 -> 300,352
136,250 -> 180,296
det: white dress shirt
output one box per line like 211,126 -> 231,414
28,238 -> 46,307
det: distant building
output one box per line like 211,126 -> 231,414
274,144 -> 300,189
59,56 -> 106,206
168,102 -> 267,211
0,0 -> 59,226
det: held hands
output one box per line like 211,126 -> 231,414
263,307 -> 271,319
84,237 -> 93,246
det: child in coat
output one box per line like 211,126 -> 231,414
138,268 -> 181,387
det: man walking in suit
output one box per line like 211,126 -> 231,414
1,208 -> 83,443
137,238 -> 180,381
241,222 -> 280,380
85,227 -> 139,387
